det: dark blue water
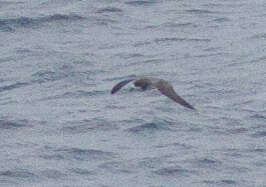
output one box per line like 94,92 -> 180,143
1,0 -> 266,186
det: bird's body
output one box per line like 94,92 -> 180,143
111,77 -> 195,110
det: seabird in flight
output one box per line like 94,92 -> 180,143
111,77 -> 195,110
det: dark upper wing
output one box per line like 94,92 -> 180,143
111,79 -> 135,94
156,84 -> 195,110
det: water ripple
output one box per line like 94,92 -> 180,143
202,179 -> 237,185
249,33 -> 266,40
32,70 -> 66,83
212,17 -> 231,22
0,119 -> 31,129
154,37 -> 211,44
251,131 -> 266,138
220,179 -> 237,185
44,14 -> 85,22
97,7 -> 123,14
38,90 -> 105,102
185,9 -> 220,14
59,148 -> 116,161
41,146 -> 116,161
195,158 -> 222,168
98,161 -> 134,174
249,114 -> 266,120
0,82 -> 29,93
125,0 -> 157,6
153,167 -> 195,177
0,13 -> 85,32
0,0 -> 23,7
1,0 -> 265,186
61,118 -> 119,134
40,169 -> 66,179
69,168 -> 94,176
0,169 -> 37,179
127,119 -> 172,133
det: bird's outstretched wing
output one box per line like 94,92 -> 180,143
111,79 -> 135,94
155,83 -> 195,110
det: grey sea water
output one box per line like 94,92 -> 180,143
1,0 -> 266,186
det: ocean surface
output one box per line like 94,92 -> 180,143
1,0 -> 266,186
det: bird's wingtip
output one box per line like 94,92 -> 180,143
110,79 -> 135,95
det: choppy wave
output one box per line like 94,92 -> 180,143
1,0 -> 266,186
